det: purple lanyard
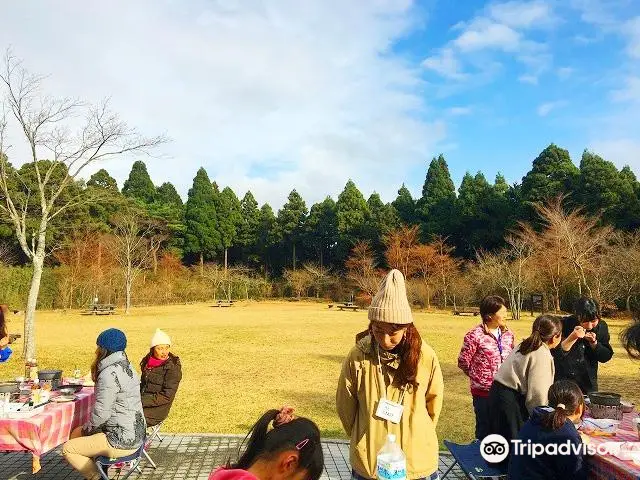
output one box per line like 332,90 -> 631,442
497,330 -> 503,356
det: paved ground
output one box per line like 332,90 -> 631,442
2,434 -> 466,480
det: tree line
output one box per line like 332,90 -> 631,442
4,144 -> 640,274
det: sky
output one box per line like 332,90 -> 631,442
0,0 -> 639,209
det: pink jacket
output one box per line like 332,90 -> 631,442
209,468 -> 260,480
458,324 -> 515,396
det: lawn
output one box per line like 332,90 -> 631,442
2,301 -> 639,445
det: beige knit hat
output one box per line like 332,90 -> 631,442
367,269 -> 413,324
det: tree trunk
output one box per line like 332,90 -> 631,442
627,295 -> 632,312
199,252 -> 204,276
125,260 -> 133,314
152,247 -> 158,274
23,252 -> 45,359
224,248 -> 228,273
293,243 -> 296,270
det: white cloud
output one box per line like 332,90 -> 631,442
0,0 -> 445,209
423,1 -> 554,82
537,101 -> 565,116
453,21 -> 521,52
519,74 -> 539,84
422,48 -> 467,79
447,106 -> 473,116
489,1 -> 558,29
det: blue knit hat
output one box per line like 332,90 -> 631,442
96,328 -> 127,352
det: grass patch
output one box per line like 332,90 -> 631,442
3,302 -> 638,445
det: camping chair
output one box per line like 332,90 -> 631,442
442,440 -> 507,480
141,422 -> 164,469
95,438 -> 146,480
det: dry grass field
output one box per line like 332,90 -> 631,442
2,301 -> 638,445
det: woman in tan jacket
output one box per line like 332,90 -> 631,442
336,269 -> 444,480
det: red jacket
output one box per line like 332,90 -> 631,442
458,324 -> 515,397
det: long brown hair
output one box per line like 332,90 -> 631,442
90,346 -> 111,383
540,380 -> 584,430
369,321 -> 422,388
519,315 -> 562,355
0,304 -> 8,339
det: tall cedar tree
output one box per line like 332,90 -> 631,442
122,160 -> 156,204
183,168 -> 221,266
277,190 -> 308,269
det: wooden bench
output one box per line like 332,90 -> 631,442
453,309 -> 479,316
337,303 -> 359,312
84,304 -> 116,315
213,300 -> 234,308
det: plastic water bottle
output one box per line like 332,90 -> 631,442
376,434 -> 407,480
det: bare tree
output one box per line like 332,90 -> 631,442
432,236 -> 458,308
283,267 -> 313,299
608,231 -> 640,311
201,263 -> 226,301
383,225 -> 420,279
345,240 -> 383,297
109,213 -> 155,314
413,243 -> 438,309
518,216 -> 569,312
0,52 -> 165,357
533,196 -> 611,298
303,262 -> 332,298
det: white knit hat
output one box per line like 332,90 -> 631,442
367,269 -> 413,324
150,329 -> 172,348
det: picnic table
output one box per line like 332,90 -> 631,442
584,411 -> 640,479
0,387 -> 95,474
84,303 -> 116,315
453,308 -> 480,316
337,302 -> 359,312
213,300 -> 234,307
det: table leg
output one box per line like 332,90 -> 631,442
32,454 -> 41,474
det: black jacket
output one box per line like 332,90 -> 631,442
552,315 -> 613,393
508,407 -> 587,480
140,352 -> 182,427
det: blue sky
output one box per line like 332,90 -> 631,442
0,0 -> 639,208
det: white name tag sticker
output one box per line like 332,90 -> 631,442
375,398 -> 404,424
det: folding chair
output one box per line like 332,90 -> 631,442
141,422 -> 164,469
94,439 -> 146,480
441,440 -> 508,480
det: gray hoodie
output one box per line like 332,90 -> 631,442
83,351 -> 146,449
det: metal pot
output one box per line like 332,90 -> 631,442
0,381 -> 19,394
589,391 -> 622,407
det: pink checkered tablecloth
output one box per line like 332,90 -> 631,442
0,388 -> 95,472
586,411 -> 640,480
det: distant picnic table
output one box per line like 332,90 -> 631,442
213,300 -> 234,308
83,303 -> 116,315
328,301 -> 360,312
453,307 -> 480,316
